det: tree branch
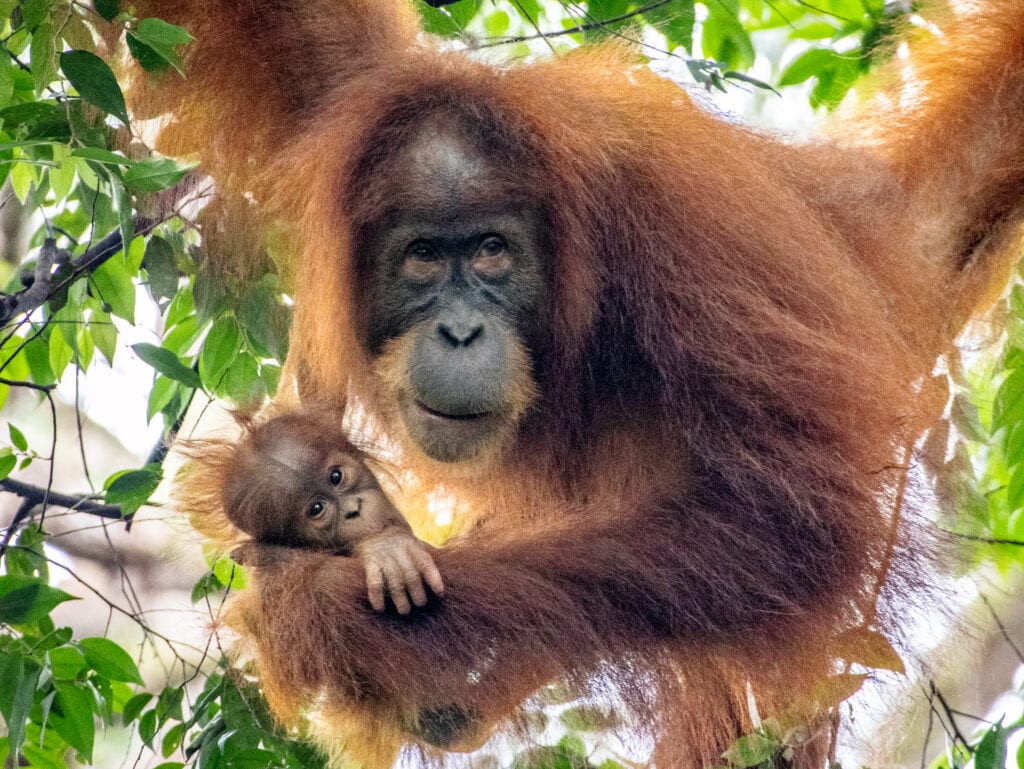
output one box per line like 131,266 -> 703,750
0,477 -> 126,520
0,218 -> 158,326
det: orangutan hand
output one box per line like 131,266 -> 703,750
354,527 -> 445,614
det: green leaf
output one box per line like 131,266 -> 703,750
418,0 -> 484,35
0,654 -> 39,764
994,368 -> 1024,430
48,322 -> 73,380
190,571 -> 225,604
219,351 -> 265,406
161,722 -> 185,757
200,316 -> 240,387
20,742 -> 65,769
237,281 -> 290,360
165,284 -> 196,327
144,236 -> 180,301
0,452 -> 16,480
0,65 -> 15,111
8,423 -> 27,452
51,681 -> 96,761
779,48 -> 839,87
139,708 -> 158,747
975,723 -> 1008,769
212,557 -> 246,592
163,314 -> 199,356
1007,462 -> 1024,513
122,692 -> 154,724
104,465 -> 163,515
123,157 -> 194,193
229,749 -> 279,769
94,0 -> 119,21
722,733 -> 779,767
79,637 -> 145,684
71,147 -> 132,166
132,343 -> 202,389
156,686 -> 184,723
127,18 -> 194,75
90,308 -> 118,364
0,575 -> 77,624
30,21 -> 57,96
60,50 -> 129,126
91,252 -> 136,323
47,646 -> 88,679
147,375 -> 180,423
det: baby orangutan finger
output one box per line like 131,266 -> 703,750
392,548 -> 428,607
383,556 -> 413,615
364,559 -> 387,612
409,544 -> 444,597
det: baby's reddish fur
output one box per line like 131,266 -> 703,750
155,1 -> 1024,766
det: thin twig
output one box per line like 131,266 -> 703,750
931,682 -> 973,751
945,531 -> 1024,546
920,691 -> 934,769
511,0 -> 557,53
475,0 -> 672,47
980,593 -> 1024,665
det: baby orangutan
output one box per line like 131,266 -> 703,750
222,412 -> 444,615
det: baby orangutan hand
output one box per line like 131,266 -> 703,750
354,527 -> 445,614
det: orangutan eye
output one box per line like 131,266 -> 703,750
407,241 -> 437,261
308,501 -> 326,518
329,466 -> 344,486
480,236 -> 506,256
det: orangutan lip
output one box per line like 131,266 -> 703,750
415,401 -> 490,421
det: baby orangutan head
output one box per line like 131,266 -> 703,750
222,412 -> 399,551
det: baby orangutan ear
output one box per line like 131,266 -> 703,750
230,542 -> 256,566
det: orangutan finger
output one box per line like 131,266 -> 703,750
383,556 -> 412,615
392,548 -> 428,607
410,545 -> 444,596
365,560 -> 386,612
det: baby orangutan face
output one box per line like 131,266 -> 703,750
223,413 -> 443,614
272,439 -> 399,550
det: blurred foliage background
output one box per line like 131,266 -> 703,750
1,1 -> 1024,768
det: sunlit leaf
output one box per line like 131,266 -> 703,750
127,18 -> 194,75
123,157 -> 194,193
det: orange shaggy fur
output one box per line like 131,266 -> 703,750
155,1 -> 1024,767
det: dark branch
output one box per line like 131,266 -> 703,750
931,682 -> 973,752
0,477 -> 126,520
980,593 -> 1024,665
0,219 -> 157,326
0,376 -> 55,393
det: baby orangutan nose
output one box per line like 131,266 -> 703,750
344,499 -> 362,520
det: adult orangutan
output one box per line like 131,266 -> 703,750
154,0 -> 1024,766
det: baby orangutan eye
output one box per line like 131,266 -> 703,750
308,500 -> 326,518
329,466 -> 343,486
